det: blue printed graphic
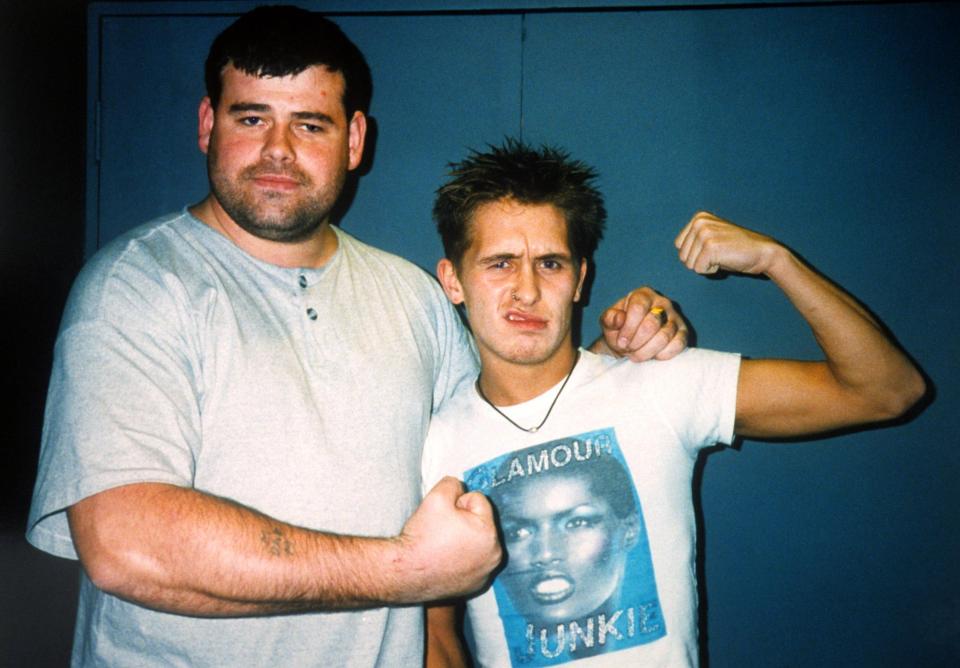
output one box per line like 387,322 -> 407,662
465,428 -> 666,666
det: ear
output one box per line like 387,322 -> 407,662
436,258 -> 465,305
198,97 -> 215,155
346,111 -> 367,171
622,513 -> 641,551
573,258 -> 588,302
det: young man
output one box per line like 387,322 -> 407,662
26,7 -> 685,666
423,140 -> 924,666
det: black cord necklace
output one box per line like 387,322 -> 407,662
475,351 -> 581,434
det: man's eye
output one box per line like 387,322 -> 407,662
300,123 -> 325,133
491,260 -> 510,270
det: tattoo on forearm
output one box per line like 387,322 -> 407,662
261,527 -> 294,557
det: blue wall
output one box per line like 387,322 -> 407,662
87,1 -> 958,665
522,5 -> 957,664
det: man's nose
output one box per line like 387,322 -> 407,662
512,263 -> 540,305
261,124 -> 294,162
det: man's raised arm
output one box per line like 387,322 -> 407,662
675,211 -> 925,438
67,477 -> 501,617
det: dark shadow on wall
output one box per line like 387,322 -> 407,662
0,531 -> 80,665
1,0 -> 88,663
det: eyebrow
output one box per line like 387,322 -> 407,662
476,251 -> 572,264
227,103 -> 336,125
476,252 -> 520,264
537,252 -> 573,263
292,111 -> 336,124
227,102 -> 271,114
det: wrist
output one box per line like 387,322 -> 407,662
381,534 -> 428,604
760,241 -> 793,278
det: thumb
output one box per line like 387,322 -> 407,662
601,306 -> 626,330
456,490 -> 494,519
427,476 -> 466,504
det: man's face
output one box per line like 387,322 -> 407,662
198,64 -> 365,242
496,472 -> 637,624
438,199 -> 587,369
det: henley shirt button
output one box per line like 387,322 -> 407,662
298,275 -> 308,288
306,307 -> 318,321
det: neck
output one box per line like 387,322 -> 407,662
478,343 -> 579,406
189,195 -> 338,269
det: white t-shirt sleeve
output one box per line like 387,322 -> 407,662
27,258 -> 199,559
644,348 -> 741,451
429,284 -> 478,415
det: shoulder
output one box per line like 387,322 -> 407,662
423,378 -> 481,483
599,347 -> 740,381
336,228 -> 430,276
61,211 -> 216,331
335,228 -> 444,295
89,210 -> 206,267
571,349 -> 741,408
638,347 -> 740,378
334,229 -> 465,344
429,373 -> 480,427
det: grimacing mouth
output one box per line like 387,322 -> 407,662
529,571 -> 575,605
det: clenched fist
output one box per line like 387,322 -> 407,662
392,477 -> 502,603
675,211 -> 781,276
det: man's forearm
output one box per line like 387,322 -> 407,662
676,212 -> 925,437
764,245 -> 923,417
68,480 -> 500,617
426,604 -> 469,668
69,483 -> 407,616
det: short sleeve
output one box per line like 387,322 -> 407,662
645,348 -> 741,452
428,286 -> 478,414
27,257 -> 202,559
421,423 -> 443,498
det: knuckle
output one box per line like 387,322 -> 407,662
660,322 -> 679,339
652,328 -> 672,348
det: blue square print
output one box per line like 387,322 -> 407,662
464,428 -> 667,666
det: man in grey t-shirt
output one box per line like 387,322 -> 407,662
27,6 -> 687,666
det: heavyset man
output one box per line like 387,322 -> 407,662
423,140 -> 924,666
26,7 -> 684,666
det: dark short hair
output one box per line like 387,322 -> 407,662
204,5 -> 373,116
433,138 -> 606,267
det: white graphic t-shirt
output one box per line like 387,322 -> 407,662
422,348 -> 740,667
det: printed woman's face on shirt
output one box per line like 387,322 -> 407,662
497,471 -> 637,624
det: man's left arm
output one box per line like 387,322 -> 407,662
425,603 -> 468,668
591,286 -> 690,361
676,211 -> 925,438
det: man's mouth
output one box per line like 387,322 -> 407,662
251,174 -> 301,190
505,310 -> 547,329
243,163 -> 306,189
